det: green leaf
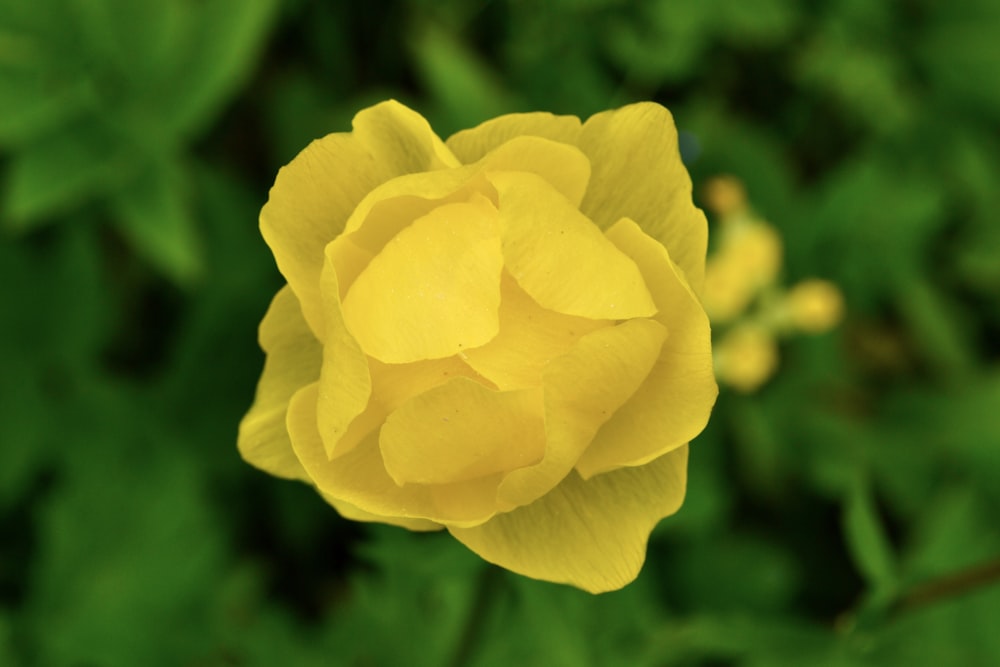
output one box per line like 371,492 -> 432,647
646,612 -> 852,666
719,0 -> 798,44
902,487 -> 1000,583
919,4 -> 1000,116
2,121 -> 128,228
794,36 -> 913,135
843,473 -> 898,606
891,270 -> 976,380
411,24 -> 519,134
604,3 -> 710,84
670,536 -> 801,613
0,72 -> 92,149
110,158 -> 202,284
165,0 -> 280,140
326,526 -> 484,667
21,382 -> 227,665
869,587 -> 1000,666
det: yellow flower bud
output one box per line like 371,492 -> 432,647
703,221 -> 783,323
714,325 -> 778,393
784,279 -> 844,333
702,175 -> 748,218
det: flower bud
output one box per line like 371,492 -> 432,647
784,279 -> 844,333
703,221 -> 782,323
714,325 -> 778,393
702,175 -> 748,218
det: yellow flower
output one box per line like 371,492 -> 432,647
781,279 -> 844,333
713,324 -> 779,393
238,100 -> 717,593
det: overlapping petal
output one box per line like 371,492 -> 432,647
449,445 -> 689,593
289,383 -> 505,527
341,196 -> 503,363
319,492 -> 443,532
325,354 -> 491,462
491,171 -> 656,320
260,100 -> 458,337
462,273 -> 609,391
446,112 -> 583,164
575,218 -> 717,479
495,318 -> 667,511
315,250 -> 372,460
578,102 -> 708,291
380,378 -> 546,485
328,135 -> 591,300
237,286 -> 318,482
475,136 -> 591,207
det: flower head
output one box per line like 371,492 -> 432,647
238,100 -> 717,592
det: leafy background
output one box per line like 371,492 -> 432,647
2,0 -> 999,665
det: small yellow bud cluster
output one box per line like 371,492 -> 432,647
701,176 -> 844,393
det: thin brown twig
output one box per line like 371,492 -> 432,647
894,556 -> 1000,614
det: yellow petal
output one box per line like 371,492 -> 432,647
578,102 -> 708,292
339,169 -> 481,255
288,383 -> 503,527
339,134 -> 591,258
450,445 -> 689,593
575,219 -> 717,479
341,196 -> 504,363
315,250 -> 372,459
260,100 -> 457,337
474,136 -> 591,207
328,169 -> 491,304
331,135 -> 590,298
495,318 -> 667,511
352,99 -> 460,172
447,111 -> 583,164
462,273 -> 609,390
491,171 -> 656,320
380,378 -> 546,485
319,492 -> 443,532
237,286 -> 319,482
327,354 -> 491,461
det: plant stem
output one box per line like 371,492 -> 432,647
894,556 -> 1000,613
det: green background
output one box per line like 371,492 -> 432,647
3,0 -> 1000,665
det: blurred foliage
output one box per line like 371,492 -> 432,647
2,0 -> 999,665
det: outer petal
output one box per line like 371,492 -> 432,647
380,378 -> 546,485
575,219 -> 717,479
462,273 -> 609,391
495,318 -> 667,511
492,171 -> 656,320
260,100 -> 458,337
341,196 -> 503,363
315,248 -> 373,460
290,380 -> 506,527
449,445 -> 689,593
446,112 -> 583,164
237,286 -> 319,482
578,102 -> 708,291
319,492 -> 443,532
